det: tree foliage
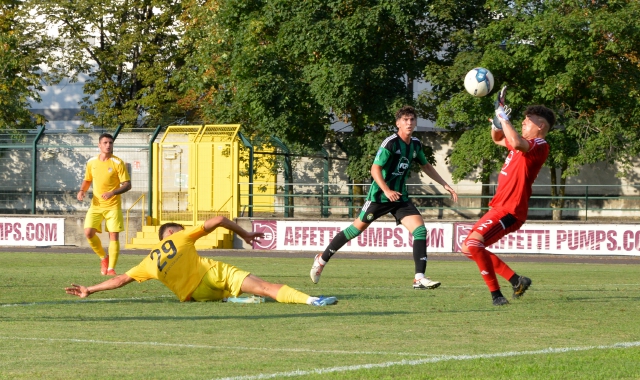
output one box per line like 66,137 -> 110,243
178,0 -> 488,182
0,1 -> 51,131
31,0 -> 186,130
483,0 -> 640,178
423,0 -> 640,185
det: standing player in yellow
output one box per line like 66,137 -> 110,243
77,133 -> 131,276
65,216 -> 338,306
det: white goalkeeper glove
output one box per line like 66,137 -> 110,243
492,86 -> 511,130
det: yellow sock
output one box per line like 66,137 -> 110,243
88,235 -> 106,259
108,240 -> 120,269
275,285 -> 310,304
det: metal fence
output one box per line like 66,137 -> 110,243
0,128 -> 158,215
1,128 -> 639,222
239,183 -> 640,221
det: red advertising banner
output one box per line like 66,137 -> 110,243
252,220 -> 453,253
454,222 -> 640,256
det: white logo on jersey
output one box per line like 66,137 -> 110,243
392,157 -> 410,176
500,150 -> 519,176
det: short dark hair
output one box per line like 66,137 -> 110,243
158,222 -> 184,240
395,105 -> 417,121
524,105 -> 556,130
99,133 -> 114,142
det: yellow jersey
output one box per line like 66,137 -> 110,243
84,155 -> 130,210
126,226 -> 215,301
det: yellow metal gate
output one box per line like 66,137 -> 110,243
132,125 -> 241,249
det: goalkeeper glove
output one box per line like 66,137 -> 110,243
492,86 -> 511,130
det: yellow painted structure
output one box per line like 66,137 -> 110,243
239,144 -> 277,214
128,125 -> 246,249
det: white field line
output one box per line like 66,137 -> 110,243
215,341 -> 640,380
0,336 -> 437,357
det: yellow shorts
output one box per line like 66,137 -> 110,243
190,260 -> 251,302
84,208 -> 124,233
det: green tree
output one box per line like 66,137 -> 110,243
31,0 -> 186,130
484,0 -> 640,208
0,1 -> 51,132
417,10 -> 498,214
179,0 -> 488,190
422,0 -> 640,219
177,0 -> 330,150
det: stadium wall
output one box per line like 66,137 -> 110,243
233,218 -> 640,257
1,215 -> 639,258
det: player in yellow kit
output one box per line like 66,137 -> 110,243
65,216 -> 337,306
77,133 -> 131,276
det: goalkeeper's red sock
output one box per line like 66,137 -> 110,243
465,238 -> 500,292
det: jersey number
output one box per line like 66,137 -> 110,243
149,240 -> 177,272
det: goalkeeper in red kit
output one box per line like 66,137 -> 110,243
461,87 -> 556,306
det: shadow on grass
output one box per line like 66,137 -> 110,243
6,310 -> 414,322
0,296 -> 177,308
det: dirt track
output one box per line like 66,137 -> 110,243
2,246 -> 640,265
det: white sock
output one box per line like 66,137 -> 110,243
306,296 -> 319,305
317,257 -> 327,265
415,273 -> 425,280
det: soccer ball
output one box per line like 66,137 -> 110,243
464,67 -> 494,97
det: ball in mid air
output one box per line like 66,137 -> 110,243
464,67 -> 494,97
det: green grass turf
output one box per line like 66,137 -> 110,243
0,251 -> 639,379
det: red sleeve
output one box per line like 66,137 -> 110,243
504,138 -> 535,152
525,139 -> 548,164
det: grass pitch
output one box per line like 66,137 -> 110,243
1,251 -> 639,379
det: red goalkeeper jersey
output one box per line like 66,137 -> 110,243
489,137 -> 549,221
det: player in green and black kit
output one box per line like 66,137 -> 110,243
310,106 -> 458,289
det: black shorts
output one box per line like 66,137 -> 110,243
357,200 -> 421,225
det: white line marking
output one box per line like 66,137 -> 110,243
214,341 -> 640,380
0,336 -> 436,357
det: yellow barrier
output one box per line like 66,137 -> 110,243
125,193 -> 145,245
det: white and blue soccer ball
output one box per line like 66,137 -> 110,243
464,67 -> 494,97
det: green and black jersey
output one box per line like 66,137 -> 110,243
366,133 -> 428,203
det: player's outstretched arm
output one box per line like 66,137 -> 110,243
420,163 -> 458,202
492,86 -> 530,152
203,216 -> 265,245
65,274 -> 135,298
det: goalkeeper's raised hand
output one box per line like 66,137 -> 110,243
492,86 -> 511,130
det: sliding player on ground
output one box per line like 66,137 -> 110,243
66,216 -> 337,306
